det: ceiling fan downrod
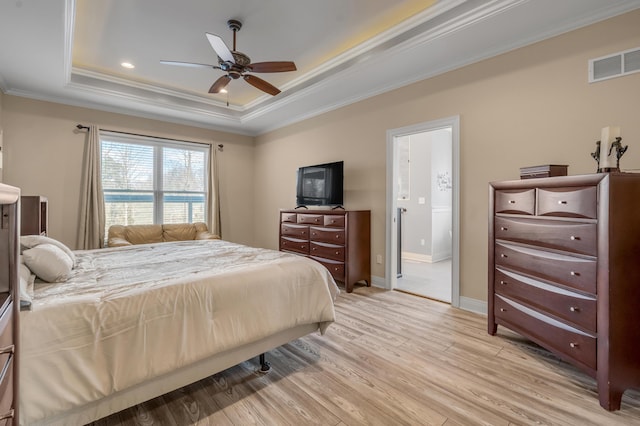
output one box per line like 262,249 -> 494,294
227,19 -> 242,51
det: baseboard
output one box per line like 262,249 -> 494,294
402,252 -> 432,263
370,275 -> 387,289
458,296 -> 487,315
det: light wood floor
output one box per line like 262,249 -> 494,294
91,286 -> 640,426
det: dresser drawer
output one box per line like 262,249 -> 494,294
495,295 -> 596,370
312,257 -> 345,281
0,353 -> 13,426
280,212 -> 297,223
310,227 -> 345,244
281,223 -> 309,239
495,189 -> 535,215
495,217 -> 597,256
537,186 -> 597,219
324,215 -> 345,228
0,305 -> 12,351
495,242 -> 596,294
297,214 -> 324,225
495,268 -> 596,332
280,237 -> 309,255
310,241 -> 345,261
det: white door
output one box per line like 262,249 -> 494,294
385,116 -> 460,306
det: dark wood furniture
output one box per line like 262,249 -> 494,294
279,209 -> 370,293
20,196 -> 48,236
488,173 -> 640,411
0,184 -> 20,425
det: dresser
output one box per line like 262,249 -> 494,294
20,195 -> 48,236
0,184 -> 20,425
488,173 -> 640,411
279,209 -> 370,293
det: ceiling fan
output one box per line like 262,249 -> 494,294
161,19 -> 297,96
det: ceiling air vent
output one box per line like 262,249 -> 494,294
589,47 -> 640,83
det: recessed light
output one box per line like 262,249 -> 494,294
219,89 -> 228,93
121,62 -> 135,69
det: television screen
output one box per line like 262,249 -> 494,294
296,161 -> 343,207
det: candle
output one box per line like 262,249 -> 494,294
600,126 -> 621,169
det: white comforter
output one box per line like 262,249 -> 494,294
20,239 -> 339,424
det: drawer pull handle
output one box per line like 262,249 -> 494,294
508,200 -> 516,204
500,254 -> 507,258
312,247 -> 316,251
570,306 -> 580,312
0,345 -> 14,355
558,200 -> 568,205
499,308 -> 506,312
311,233 -> 316,237
570,235 -> 579,240
334,267 -> 340,271
301,245 -> 305,249
500,280 -> 507,285
570,271 -> 579,276
336,235 -> 340,239
500,227 -> 508,231
569,342 -> 579,348
0,409 -> 14,421
336,251 -> 340,255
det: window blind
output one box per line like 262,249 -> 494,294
100,131 -> 209,235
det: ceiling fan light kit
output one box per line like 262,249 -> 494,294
162,19 -> 296,97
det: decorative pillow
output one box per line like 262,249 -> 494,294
19,260 -> 35,309
22,244 -> 73,283
20,235 -> 76,267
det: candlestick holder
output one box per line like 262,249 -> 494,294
593,137 -> 628,173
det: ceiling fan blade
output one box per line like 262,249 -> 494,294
209,75 -> 232,93
206,33 -> 235,63
160,60 -> 219,69
248,61 -> 297,73
243,75 -> 281,96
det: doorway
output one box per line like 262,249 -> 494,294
385,116 -> 460,306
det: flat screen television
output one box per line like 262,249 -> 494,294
296,161 -> 344,207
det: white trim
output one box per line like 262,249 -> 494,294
370,275 -> 387,289
386,116 -> 460,307
459,296 -> 487,315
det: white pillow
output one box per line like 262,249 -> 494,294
20,235 -> 76,267
22,244 -> 73,283
18,261 -> 35,309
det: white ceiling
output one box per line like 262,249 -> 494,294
1,0 -> 639,136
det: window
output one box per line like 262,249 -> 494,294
100,132 -> 209,234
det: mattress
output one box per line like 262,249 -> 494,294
19,239 -> 339,424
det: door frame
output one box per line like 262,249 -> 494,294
385,116 -> 460,307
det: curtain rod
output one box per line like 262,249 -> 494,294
76,124 -> 223,150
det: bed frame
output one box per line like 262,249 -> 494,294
31,323 -> 318,425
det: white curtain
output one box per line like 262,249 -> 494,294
207,144 -> 221,237
77,125 -> 105,249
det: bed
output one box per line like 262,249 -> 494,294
18,238 -> 339,425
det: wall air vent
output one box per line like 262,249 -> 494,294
589,47 -> 640,83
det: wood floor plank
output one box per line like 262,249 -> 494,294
88,287 -> 640,425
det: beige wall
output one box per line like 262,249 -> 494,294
254,10 -> 640,301
1,96 -> 255,249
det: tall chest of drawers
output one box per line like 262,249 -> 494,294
488,173 -> 640,411
279,209 -> 371,293
0,184 -> 20,425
